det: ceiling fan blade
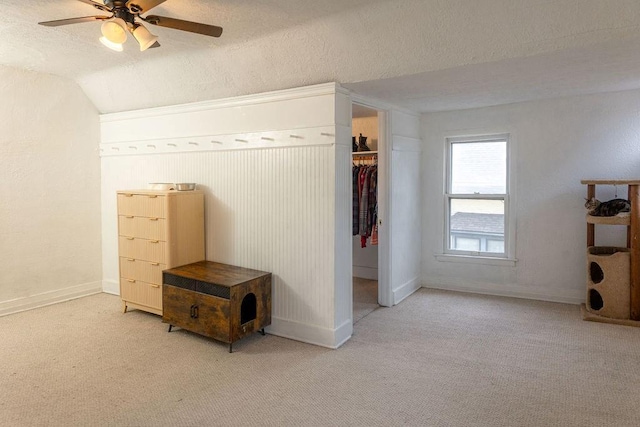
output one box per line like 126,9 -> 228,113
38,15 -> 110,27
77,0 -> 113,12
127,0 -> 167,14
144,15 -> 223,37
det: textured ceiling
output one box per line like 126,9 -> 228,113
2,0 -> 640,113
346,34 -> 640,113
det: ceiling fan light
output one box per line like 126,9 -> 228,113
101,18 -> 128,44
99,36 -> 124,52
132,24 -> 158,51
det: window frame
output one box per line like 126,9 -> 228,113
443,133 -> 514,261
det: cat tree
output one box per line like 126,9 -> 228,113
581,179 -> 640,326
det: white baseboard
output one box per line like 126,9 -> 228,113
267,316 -> 352,349
422,280 -> 585,305
353,266 -> 378,280
393,276 -> 421,305
0,281 -> 103,317
102,279 -> 119,295
333,319 -> 353,348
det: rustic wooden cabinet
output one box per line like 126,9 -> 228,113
117,190 -> 205,315
162,261 -> 272,352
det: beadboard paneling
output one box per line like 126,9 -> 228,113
102,146 -> 337,332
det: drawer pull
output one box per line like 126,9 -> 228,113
124,194 -> 133,197
150,240 -> 159,244
190,305 -> 199,319
150,284 -> 160,288
126,237 -> 134,240
148,195 -> 158,199
127,279 -> 135,283
149,218 -> 159,221
126,216 -> 134,219
127,258 -> 135,262
151,262 -> 160,266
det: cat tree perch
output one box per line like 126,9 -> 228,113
581,179 -> 640,325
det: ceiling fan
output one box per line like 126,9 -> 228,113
38,0 -> 223,52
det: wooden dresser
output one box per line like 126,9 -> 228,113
162,261 -> 272,352
117,189 -> 205,315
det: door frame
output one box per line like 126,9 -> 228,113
351,95 -> 393,307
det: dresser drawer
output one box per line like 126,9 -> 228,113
117,193 -> 165,218
120,278 -> 162,311
118,236 -> 166,263
118,216 -> 167,240
120,257 -> 166,285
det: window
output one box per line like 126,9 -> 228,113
445,134 -> 511,259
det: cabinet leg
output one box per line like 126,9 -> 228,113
229,343 -> 233,353
168,324 -> 173,333
122,301 -> 128,313
259,328 -> 265,336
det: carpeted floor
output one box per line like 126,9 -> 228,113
353,277 -> 378,323
2,289 -> 640,426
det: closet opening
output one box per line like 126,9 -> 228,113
352,103 -> 383,323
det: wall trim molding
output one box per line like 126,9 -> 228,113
350,92 -> 420,118
99,125 -> 336,157
0,281 -> 103,317
101,82 -> 345,123
268,316 -> 351,349
102,279 -> 119,295
422,281 -> 584,305
333,319 -> 353,349
393,276 -> 422,305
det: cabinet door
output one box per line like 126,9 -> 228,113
120,278 -> 162,311
163,286 -> 231,343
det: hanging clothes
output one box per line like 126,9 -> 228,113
352,159 -> 378,247
352,166 -> 360,235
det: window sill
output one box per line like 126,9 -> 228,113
434,254 -> 518,267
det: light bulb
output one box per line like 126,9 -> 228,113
101,18 -> 128,44
100,36 -> 123,52
132,24 -> 158,51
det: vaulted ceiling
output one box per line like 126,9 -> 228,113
3,0 -> 640,113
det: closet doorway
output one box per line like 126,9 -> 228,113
352,103 -> 387,323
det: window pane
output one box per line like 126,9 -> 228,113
487,239 -> 504,253
451,141 -> 506,194
453,237 -> 480,251
449,199 -> 505,253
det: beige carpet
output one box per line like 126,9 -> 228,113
2,289 -> 640,426
353,277 -> 378,323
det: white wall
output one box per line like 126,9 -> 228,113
422,89 -> 640,303
388,110 -> 423,304
0,66 -> 102,315
101,83 -> 352,348
353,117 -> 379,151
